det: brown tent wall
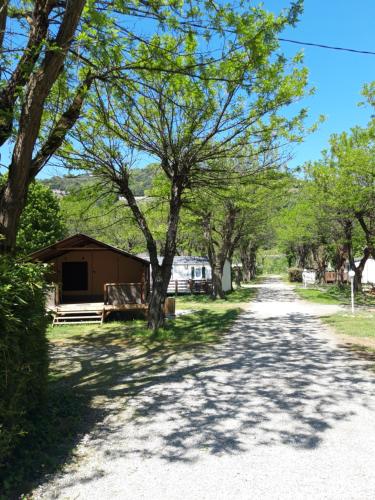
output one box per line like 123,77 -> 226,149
50,245 -> 147,300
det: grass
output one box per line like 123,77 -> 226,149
292,282 -> 375,371
1,287 -> 256,497
294,284 -> 375,307
48,287 -> 257,347
322,312 -> 375,373
176,286 -> 257,311
322,312 -> 375,339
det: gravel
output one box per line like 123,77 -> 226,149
33,277 -> 375,499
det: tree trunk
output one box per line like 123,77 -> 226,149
234,267 -> 242,288
0,0 -> 86,253
148,266 -> 167,332
240,245 -> 251,281
241,253 -> 252,281
117,172 -> 183,332
296,244 -> 310,269
211,264 -> 225,299
352,248 -> 369,292
312,245 -> 327,284
249,246 -> 257,279
336,247 -> 347,285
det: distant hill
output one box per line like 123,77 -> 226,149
41,164 -> 158,197
41,174 -> 93,193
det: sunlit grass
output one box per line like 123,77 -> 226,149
176,287 -> 257,311
322,312 -> 375,339
295,284 -> 375,307
47,287 -> 257,348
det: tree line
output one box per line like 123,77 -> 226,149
275,83 -> 375,290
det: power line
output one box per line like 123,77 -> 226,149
279,38 -> 375,56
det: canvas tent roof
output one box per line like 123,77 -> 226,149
29,233 -> 150,265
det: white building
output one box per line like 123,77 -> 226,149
138,254 -> 232,294
355,257 -> 375,284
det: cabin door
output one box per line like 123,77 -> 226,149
62,261 -> 88,293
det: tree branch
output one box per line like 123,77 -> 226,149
29,72 -> 95,179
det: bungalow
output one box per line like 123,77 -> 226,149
137,254 -> 232,294
30,234 -> 150,324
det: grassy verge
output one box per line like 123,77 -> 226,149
294,284 -> 375,307
48,287 -> 256,347
322,312 -> 375,372
322,312 -> 375,339
176,286 -> 257,312
1,288 -> 255,497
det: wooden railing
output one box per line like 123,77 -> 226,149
324,271 -> 348,283
104,282 -> 146,305
167,279 -> 212,295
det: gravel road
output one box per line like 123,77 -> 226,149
34,277 -> 375,499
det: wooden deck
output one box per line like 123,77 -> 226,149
51,302 -> 105,313
49,301 -> 149,325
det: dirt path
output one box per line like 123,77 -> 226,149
34,278 -> 375,499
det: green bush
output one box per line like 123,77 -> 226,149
288,267 -> 303,282
0,257 -> 49,467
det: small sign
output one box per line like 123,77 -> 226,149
302,270 -> 316,286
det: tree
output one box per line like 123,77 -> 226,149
60,182 -> 149,253
17,182 -> 65,254
181,166 -> 289,294
0,176 -> 65,254
0,0 -> 87,252
187,192 -> 246,298
63,4 -> 309,329
305,122 -> 375,288
1,0 -> 261,252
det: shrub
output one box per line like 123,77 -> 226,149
0,257 -> 49,468
288,267 -> 303,282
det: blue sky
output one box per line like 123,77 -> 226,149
269,0 -> 375,168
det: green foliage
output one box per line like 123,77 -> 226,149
288,267 -> 303,282
59,183 -> 151,253
259,253 -> 289,274
0,257 -> 49,469
0,378 -> 93,498
16,182 -> 66,255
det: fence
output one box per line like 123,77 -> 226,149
104,282 -> 146,305
167,279 -> 212,295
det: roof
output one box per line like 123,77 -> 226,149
173,256 -> 209,265
136,253 -> 209,266
29,233 -> 150,265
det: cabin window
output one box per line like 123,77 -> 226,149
195,267 -> 201,279
191,266 -> 195,279
202,266 -> 206,279
62,261 -> 88,291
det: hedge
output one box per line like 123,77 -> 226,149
288,267 -> 303,283
0,257 -> 49,467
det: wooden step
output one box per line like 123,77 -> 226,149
53,314 -> 102,319
52,310 -> 103,326
54,320 -> 102,325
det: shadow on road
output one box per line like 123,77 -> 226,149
5,277 -> 375,495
